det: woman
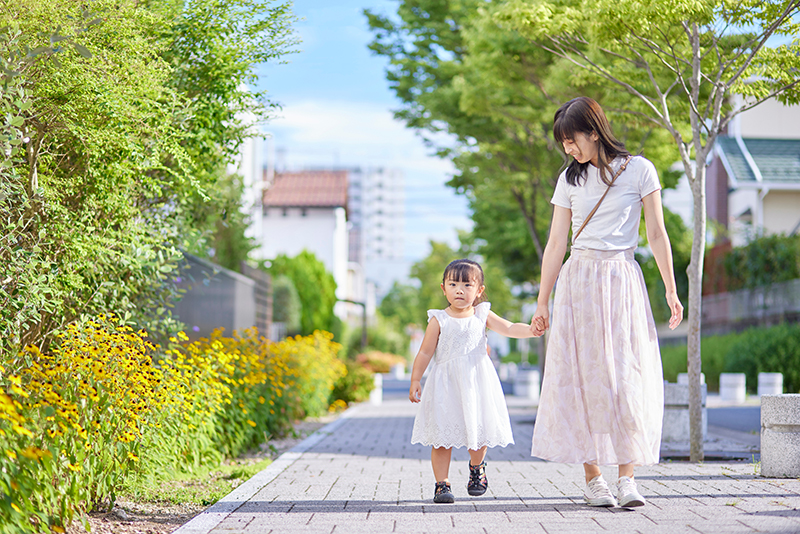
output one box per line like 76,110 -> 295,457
530,96 -> 683,508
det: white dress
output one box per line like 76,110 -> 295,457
411,302 -> 514,450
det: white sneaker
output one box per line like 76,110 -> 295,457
583,475 -> 617,507
616,476 -> 646,507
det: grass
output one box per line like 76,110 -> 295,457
123,456 -> 273,506
500,351 -> 538,365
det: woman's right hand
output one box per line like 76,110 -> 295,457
409,381 -> 422,403
530,302 -> 550,336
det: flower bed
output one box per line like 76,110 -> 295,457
0,316 -> 345,533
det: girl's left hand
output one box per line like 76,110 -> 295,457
666,291 -> 683,330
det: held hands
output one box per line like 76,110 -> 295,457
409,381 -> 422,403
667,291 -> 684,330
529,303 -> 549,337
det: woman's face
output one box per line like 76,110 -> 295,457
561,131 -> 599,166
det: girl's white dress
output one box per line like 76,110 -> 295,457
411,302 -> 514,450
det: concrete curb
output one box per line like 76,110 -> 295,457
171,403 -> 363,534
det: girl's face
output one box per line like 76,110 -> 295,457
441,276 -> 484,311
561,131 -> 599,166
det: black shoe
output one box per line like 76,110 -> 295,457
433,481 -> 455,503
467,461 -> 488,496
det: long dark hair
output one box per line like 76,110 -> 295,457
553,96 -> 630,186
442,259 -> 487,305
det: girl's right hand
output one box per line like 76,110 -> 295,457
530,303 -> 550,336
409,381 -> 422,403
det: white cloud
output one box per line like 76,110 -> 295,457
261,99 -> 472,264
265,99 -> 456,174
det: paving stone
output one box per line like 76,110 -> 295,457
166,398 -> 800,534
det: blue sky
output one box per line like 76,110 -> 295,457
255,0 -> 472,277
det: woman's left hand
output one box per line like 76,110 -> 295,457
666,291 -> 683,330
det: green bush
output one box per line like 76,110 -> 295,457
660,332 -> 742,392
725,323 -> 800,393
330,362 -> 375,405
724,234 -> 800,291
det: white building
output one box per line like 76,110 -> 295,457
662,98 -> 800,247
256,170 -> 350,319
347,168 -> 406,298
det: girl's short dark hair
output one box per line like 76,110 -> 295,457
442,259 -> 487,305
553,96 -> 630,186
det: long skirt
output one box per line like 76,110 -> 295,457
531,248 -> 664,466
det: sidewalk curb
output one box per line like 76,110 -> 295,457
172,403 -> 363,534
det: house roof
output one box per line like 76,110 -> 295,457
262,170 -> 348,208
717,137 -> 800,185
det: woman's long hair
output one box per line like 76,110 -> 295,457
553,97 -> 630,186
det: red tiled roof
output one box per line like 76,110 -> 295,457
262,170 -> 348,208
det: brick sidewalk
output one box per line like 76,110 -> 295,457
174,397 -> 800,534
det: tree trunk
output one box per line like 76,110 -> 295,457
687,157 -> 707,462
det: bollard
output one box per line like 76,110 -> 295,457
719,373 -> 746,403
369,373 -> 383,406
761,394 -> 800,477
390,363 -> 405,380
513,367 -> 540,403
758,373 -> 783,396
661,382 -> 707,443
677,373 -> 705,385
498,363 -> 510,382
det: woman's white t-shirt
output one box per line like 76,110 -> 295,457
551,155 -> 661,251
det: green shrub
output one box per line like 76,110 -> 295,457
660,332 -> 742,392
725,323 -> 800,393
724,234 -> 800,291
330,362 -> 375,404
500,351 -> 538,365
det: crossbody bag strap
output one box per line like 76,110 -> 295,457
572,155 -> 633,243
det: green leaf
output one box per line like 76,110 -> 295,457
73,43 -> 92,58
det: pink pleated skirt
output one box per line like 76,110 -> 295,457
531,248 -> 664,466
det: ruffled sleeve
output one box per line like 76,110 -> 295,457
427,309 -> 443,324
475,301 -> 491,322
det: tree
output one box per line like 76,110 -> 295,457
268,251 -> 337,336
272,275 -> 302,335
497,0 -> 800,460
0,0 -> 297,356
366,1 -> 680,283
381,237 -> 518,330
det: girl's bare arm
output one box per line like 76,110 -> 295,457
409,317 -> 440,402
487,311 -> 541,338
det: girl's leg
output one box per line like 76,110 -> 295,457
431,447 -> 452,482
467,446 -> 489,496
468,446 -> 487,466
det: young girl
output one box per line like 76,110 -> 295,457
409,259 -> 539,503
530,96 -> 683,508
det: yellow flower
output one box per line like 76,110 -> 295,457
67,463 -> 81,472
6,450 -> 16,460
10,503 -> 21,513
258,396 -> 266,404
247,420 -> 257,427
127,452 -> 139,462
52,526 -> 66,533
